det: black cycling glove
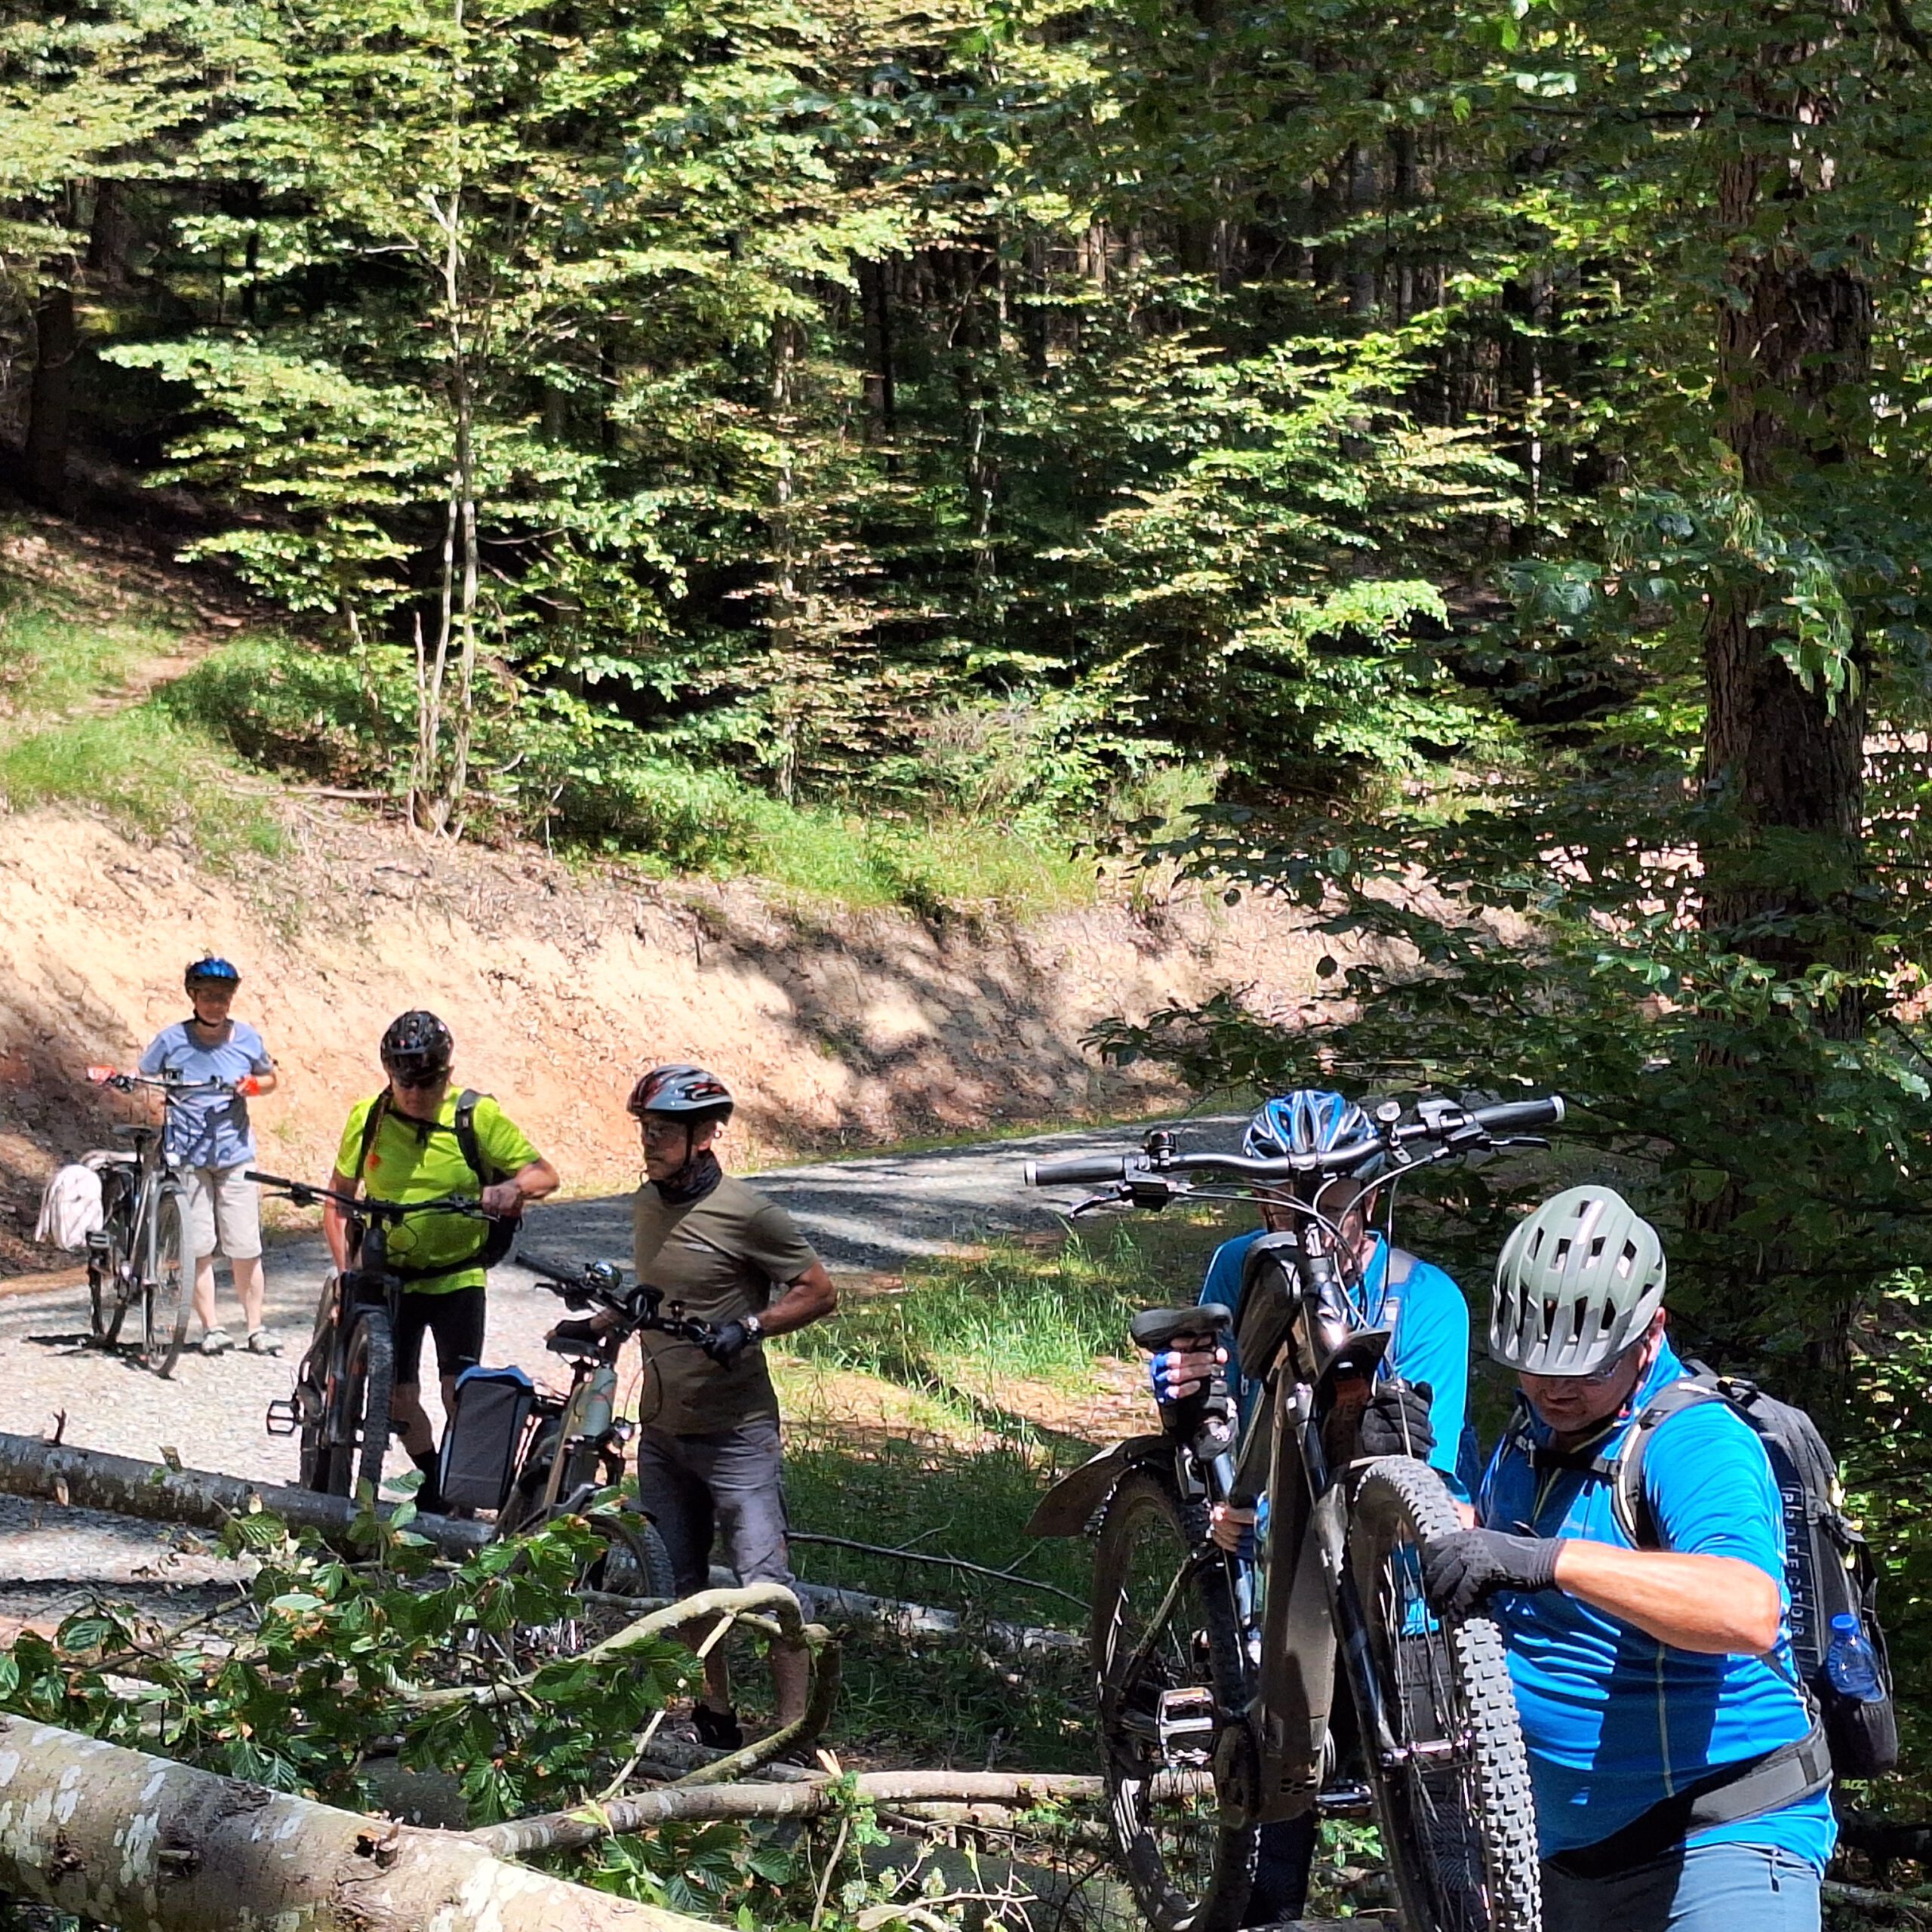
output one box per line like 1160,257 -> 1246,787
549,1318 -> 598,1346
1422,1530 -> 1564,1617
702,1319 -> 752,1367
1359,1378 -> 1435,1460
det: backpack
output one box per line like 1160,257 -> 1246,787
354,1089 -> 518,1283
1607,1364 -> 1898,1779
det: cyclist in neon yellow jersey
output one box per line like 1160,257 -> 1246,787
322,1011 -> 558,1507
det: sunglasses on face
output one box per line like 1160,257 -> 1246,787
1524,1341 -> 1640,1388
641,1119 -> 691,1146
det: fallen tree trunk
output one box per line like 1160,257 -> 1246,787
709,1567 -> 1080,1654
0,1430 -> 490,1558
0,1715 -> 719,1932
475,1770 -> 1104,1857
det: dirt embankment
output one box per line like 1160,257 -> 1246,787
0,804 -> 1361,1266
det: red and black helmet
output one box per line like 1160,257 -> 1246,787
627,1063 -> 734,1123
381,1009 -> 454,1084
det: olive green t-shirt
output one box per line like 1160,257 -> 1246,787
632,1176 -> 820,1433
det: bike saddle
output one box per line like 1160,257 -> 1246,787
1130,1303 -> 1232,1352
109,1124 -> 157,1143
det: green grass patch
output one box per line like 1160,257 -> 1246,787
783,1215 -> 1232,1395
0,707 -> 287,863
0,599 -> 176,717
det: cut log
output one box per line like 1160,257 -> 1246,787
0,1430 -> 490,1558
0,1714 -> 720,1932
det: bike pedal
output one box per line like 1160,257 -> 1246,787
264,1398 -> 300,1438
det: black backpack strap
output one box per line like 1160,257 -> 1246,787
355,1090 -> 392,1183
1546,1723 -> 1832,1879
1607,1372 -> 1731,1548
453,1091 -> 504,1186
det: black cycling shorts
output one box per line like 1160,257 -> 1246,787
392,1286 -> 486,1387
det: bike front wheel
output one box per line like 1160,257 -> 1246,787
1346,1457 -> 1541,1932
1091,1466 -> 1256,1932
141,1188 -> 192,1377
323,1312 -> 395,1502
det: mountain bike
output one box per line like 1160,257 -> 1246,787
254,1172 -> 497,1500
82,1067 -> 234,1376
1025,1094 -> 1564,1932
472,1250 -> 715,1656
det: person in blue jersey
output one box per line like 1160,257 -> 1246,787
1423,1186 -> 1832,1932
138,957 -> 280,1356
1149,1090 -> 1474,1927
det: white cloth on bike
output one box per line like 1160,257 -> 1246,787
35,1163 -> 105,1251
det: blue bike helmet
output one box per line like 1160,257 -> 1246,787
185,956 -> 241,992
1244,1090 -> 1373,1161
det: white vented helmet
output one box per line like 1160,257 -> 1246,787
1490,1185 -> 1666,1375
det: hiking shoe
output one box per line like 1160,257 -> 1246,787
692,1704 -> 744,1751
246,1328 -> 282,1355
201,1328 -> 235,1356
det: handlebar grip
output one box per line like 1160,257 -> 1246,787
515,1250 -> 580,1284
1024,1153 -> 1136,1186
1471,1095 -> 1564,1135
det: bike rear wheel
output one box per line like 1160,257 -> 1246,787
1091,1466 -> 1256,1932
1346,1457 -> 1540,1932
141,1187 -> 192,1377
486,1509 -> 679,1667
88,1196 -> 132,1347
322,1312 -> 395,1501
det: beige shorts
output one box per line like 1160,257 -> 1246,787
181,1165 -> 263,1262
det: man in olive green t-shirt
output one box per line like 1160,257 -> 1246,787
323,1011 -> 558,1506
615,1064 -> 837,1743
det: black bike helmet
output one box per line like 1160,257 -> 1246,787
380,1009 -> 454,1084
185,956 -> 242,992
626,1063 -> 734,1125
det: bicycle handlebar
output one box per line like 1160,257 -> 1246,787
245,1171 -> 495,1225
516,1249 -> 715,1344
87,1067 -> 242,1098
1023,1094 -> 1564,1188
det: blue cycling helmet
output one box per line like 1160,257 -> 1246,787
1244,1090 -> 1373,1161
185,956 -> 241,992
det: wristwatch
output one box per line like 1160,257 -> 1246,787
742,1314 -> 764,1343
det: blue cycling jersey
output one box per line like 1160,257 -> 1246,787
1478,1340 -> 1835,1871
1197,1229 -> 1472,1491
138,1019 -> 273,1169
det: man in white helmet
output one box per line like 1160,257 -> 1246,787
1423,1186 -> 1832,1932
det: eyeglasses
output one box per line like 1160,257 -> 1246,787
390,1070 -> 447,1091
1522,1342 -> 1640,1388
641,1119 -> 690,1145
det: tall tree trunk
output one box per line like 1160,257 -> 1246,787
22,284 -> 76,512
1699,146 -> 1871,971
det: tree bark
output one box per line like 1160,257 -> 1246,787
22,285 -> 76,512
1699,147 -> 1871,969
0,1430 -> 490,1559
473,1771 -> 1104,1858
0,1715 -> 720,1932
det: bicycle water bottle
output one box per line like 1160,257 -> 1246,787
578,1363 -> 617,1443
1825,1613 -> 1885,1703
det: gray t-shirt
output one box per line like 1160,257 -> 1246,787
632,1176 -> 819,1434
138,1019 -> 273,1169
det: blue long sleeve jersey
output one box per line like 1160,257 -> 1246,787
1196,1229 -> 1475,1493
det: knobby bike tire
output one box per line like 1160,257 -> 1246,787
88,1205 -> 132,1347
327,1312 -> 395,1503
485,1509 -> 680,1668
1091,1466 -> 1257,1932
142,1187 -> 192,1378
1346,1457 -> 1541,1932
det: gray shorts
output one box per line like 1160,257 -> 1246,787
636,1419 -> 794,1597
180,1166 -> 263,1262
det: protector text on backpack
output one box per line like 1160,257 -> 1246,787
1608,1364 -> 1898,1778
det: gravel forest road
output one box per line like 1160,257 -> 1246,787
0,1113 -> 1240,1594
